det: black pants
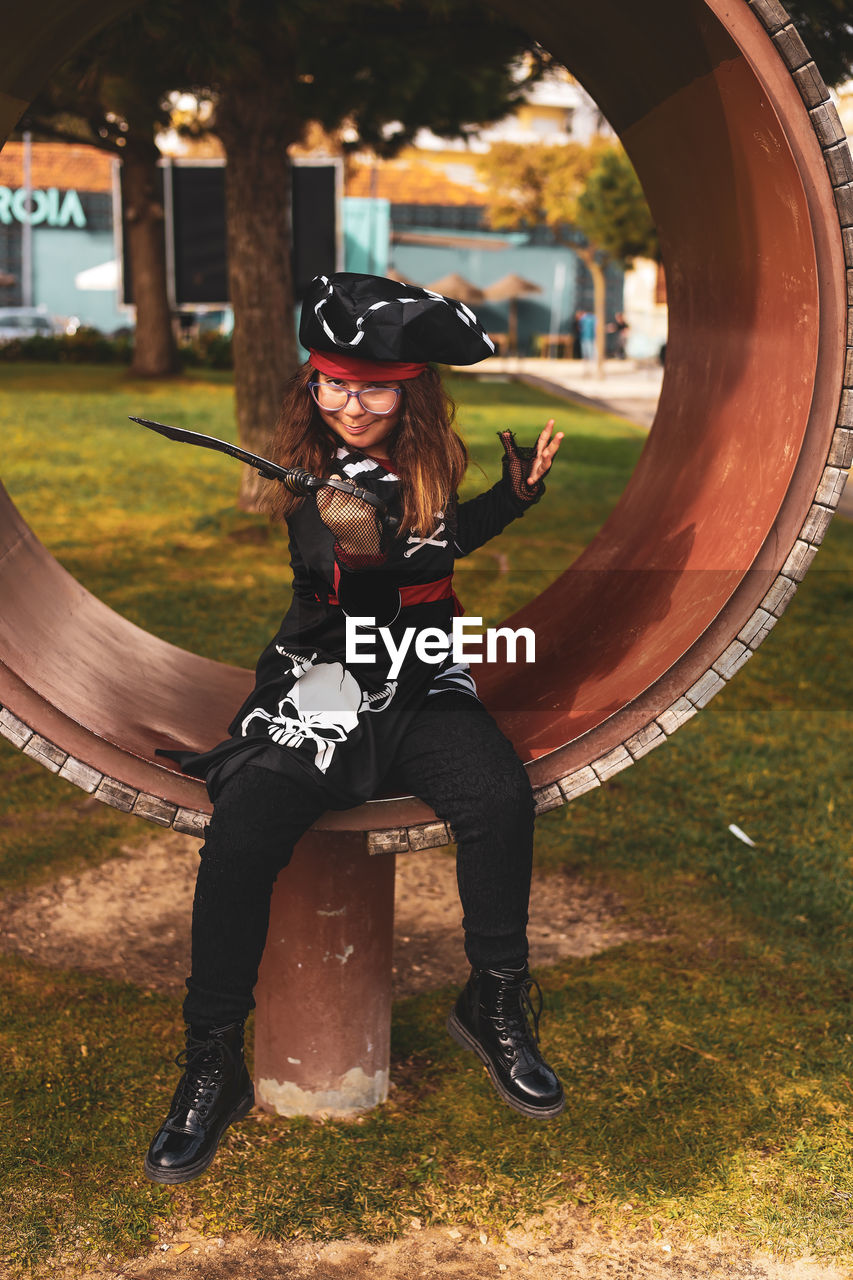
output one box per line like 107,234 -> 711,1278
184,691 -> 535,1029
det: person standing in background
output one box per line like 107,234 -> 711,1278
578,309 -> 596,365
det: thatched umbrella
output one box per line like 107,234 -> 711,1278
484,273 -> 543,355
385,267 -> 418,286
426,272 -> 486,305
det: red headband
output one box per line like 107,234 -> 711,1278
309,349 -> 427,381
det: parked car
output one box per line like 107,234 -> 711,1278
0,307 -> 79,341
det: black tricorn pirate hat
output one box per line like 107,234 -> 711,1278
299,272 -> 495,368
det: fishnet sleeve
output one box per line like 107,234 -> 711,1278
315,479 -> 388,567
498,429 -> 545,504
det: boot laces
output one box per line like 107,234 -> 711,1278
173,1034 -> 236,1119
491,972 -> 543,1047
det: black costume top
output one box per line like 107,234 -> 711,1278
174,445 -> 542,808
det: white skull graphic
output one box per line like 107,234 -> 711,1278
241,660 -> 395,773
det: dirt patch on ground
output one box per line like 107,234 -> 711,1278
0,830 -> 645,999
58,1206 -> 849,1280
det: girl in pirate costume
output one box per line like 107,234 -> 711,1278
145,273 -> 565,1184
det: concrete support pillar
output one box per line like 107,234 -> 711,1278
252,828 -> 396,1118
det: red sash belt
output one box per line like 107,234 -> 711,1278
320,567 -> 464,615
398,573 -> 454,607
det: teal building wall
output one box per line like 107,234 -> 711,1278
6,187 -> 623,349
387,230 -> 623,356
342,197 -> 390,276
33,227 -> 126,332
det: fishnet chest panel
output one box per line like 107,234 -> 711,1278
316,480 -> 385,558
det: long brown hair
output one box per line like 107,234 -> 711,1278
261,364 -> 468,537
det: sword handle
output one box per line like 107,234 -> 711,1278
273,467 -> 321,495
271,469 -> 399,532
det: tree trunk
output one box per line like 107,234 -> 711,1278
122,138 -> 180,378
216,85 -> 301,512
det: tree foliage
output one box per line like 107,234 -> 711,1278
478,140 -> 656,265
477,138 -> 609,236
575,149 -> 659,267
783,0 -> 853,87
161,0 -> 545,154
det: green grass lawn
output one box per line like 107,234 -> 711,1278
1,364 -> 852,1272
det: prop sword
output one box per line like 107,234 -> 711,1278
128,416 -> 399,530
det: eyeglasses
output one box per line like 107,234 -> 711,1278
309,381 -> 401,416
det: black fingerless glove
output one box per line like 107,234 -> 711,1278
498,429 -> 545,505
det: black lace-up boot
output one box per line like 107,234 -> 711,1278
447,964 -> 565,1119
144,1022 -> 254,1184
